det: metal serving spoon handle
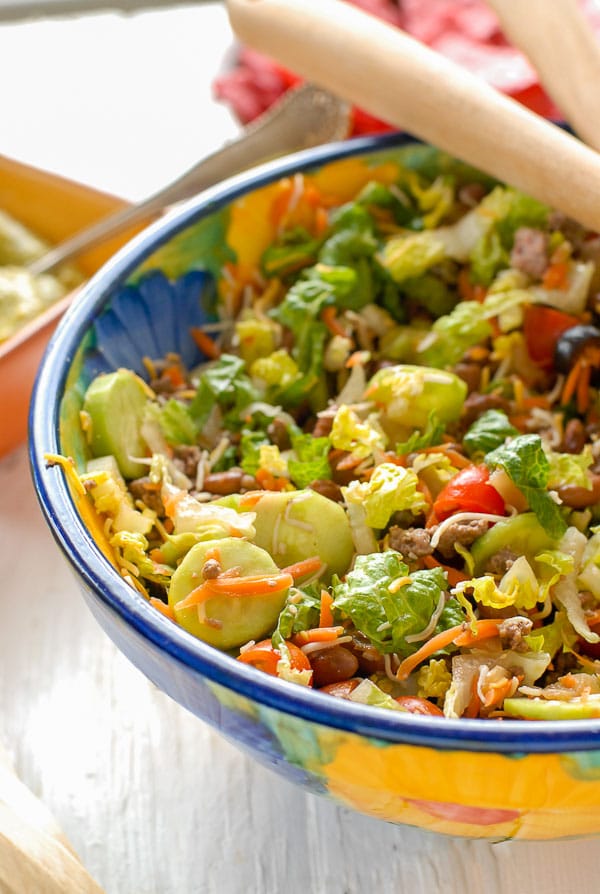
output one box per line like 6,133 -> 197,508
29,84 -> 350,276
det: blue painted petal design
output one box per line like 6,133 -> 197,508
82,269 -> 217,383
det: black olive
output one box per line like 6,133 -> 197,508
554,324 -> 600,373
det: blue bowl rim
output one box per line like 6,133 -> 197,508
29,130 -> 600,754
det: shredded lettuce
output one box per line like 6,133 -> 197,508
250,350 -> 300,390
417,658 -> 452,700
235,313 -> 279,365
260,226 -> 320,279
379,231 -> 446,283
272,584 -> 322,650
395,411 -> 445,455
546,447 -> 593,491
153,399 -> 197,446
83,458 -> 154,536
110,530 -> 172,585
330,405 -> 387,459
554,527 -> 600,644
161,482 -> 256,540
348,678 -> 405,711
343,463 -> 426,529
288,433 -> 331,489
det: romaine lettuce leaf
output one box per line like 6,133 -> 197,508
463,409 -> 518,457
332,552 -> 461,656
189,354 -> 257,429
485,434 -> 567,539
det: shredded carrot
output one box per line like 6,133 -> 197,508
293,626 -> 344,646
162,364 -> 185,388
319,590 -> 334,628
255,468 -> 289,491
207,571 -> 293,596
321,305 -> 347,338
395,619 -> 502,681
464,680 -> 481,719
150,548 -> 165,564
422,555 -> 468,588
483,675 -> 518,709
175,583 -> 211,610
453,618 -> 504,646
190,327 -> 221,360
281,556 -> 323,581
149,597 -> 176,620
562,356 -> 585,407
542,260 -> 569,290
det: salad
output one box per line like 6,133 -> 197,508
52,154 -> 600,721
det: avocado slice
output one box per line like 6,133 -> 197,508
83,369 -> 150,479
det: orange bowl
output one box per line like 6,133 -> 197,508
0,154 -> 139,458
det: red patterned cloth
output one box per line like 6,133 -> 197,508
214,0 -> 600,133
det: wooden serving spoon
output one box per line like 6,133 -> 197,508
226,0 -> 600,231
486,0 -> 600,153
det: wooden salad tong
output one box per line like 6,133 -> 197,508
226,0 -> 600,231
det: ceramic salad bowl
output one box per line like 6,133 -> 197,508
30,133 -> 600,840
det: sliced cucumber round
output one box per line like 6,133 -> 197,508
83,368 -> 149,479
252,489 -> 354,581
503,695 -> 600,720
471,512 -> 555,575
169,538 -> 289,650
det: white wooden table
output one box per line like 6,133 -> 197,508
1,5 -> 600,892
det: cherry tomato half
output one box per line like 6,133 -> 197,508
432,465 -> 506,522
523,304 -> 580,369
395,696 -> 444,716
237,639 -> 312,678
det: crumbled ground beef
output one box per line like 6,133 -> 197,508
129,477 -> 164,514
510,226 -> 549,279
485,548 -> 518,577
388,526 -> 433,562
173,444 -> 202,479
435,518 -> 490,559
499,616 -> 533,651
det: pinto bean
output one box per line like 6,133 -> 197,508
309,479 -> 344,503
203,468 -> 244,495
310,646 -> 359,688
453,362 -> 481,394
561,418 -> 587,454
556,473 -> 600,508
